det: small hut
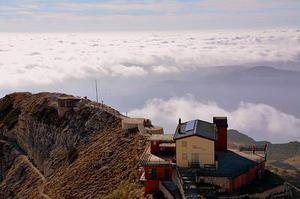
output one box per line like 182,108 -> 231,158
57,96 -> 81,108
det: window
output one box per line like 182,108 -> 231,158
182,141 -> 187,147
182,153 -> 187,160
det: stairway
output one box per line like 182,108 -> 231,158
177,169 -> 201,199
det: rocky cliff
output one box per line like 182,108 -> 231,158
0,92 -> 147,199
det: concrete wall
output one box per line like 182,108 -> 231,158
196,176 -> 230,191
145,127 -> 163,134
176,136 -> 215,167
122,118 -> 163,135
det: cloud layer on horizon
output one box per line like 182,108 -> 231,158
128,95 -> 300,143
0,29 -> 300,88
1,0 -> 300,31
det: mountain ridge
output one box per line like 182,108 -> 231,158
0,92 -> 147,199
1,92 -> 299,198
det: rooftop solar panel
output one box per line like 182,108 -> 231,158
185,120 -> 195,132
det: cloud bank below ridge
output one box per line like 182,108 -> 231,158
128,95 -> 300,143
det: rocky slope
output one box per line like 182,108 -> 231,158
0,92 -> 147,199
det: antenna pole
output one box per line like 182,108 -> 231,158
95,80 -> 99,103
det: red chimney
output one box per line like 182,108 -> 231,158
213,117 -> 228,151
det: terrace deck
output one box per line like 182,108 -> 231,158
180,149 -> 265,177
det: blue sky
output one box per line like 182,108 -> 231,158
0,0 -> 300,31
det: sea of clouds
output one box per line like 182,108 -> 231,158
0,29 -> 300,88
0,29 -> 300,143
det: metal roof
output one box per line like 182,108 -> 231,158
173,119 -> 216,141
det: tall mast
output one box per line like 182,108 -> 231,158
95,80 -> 99,103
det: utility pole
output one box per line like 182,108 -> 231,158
95,80 -> 99,103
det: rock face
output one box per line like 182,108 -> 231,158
0,92 -> 146,199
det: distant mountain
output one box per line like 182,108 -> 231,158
221,66 -> 300,85
228,129 -> 300,188
246,65 -> 289,73
228,129 -> 300,162
242,65 -> 300,79
227,129 -> 255,145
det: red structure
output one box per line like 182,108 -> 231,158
143,164 -> 175,193
144,165 -> 173,180
214,117 -> 228,151
228,161 -> 266,192
140,134 -> 176,194
144,180 -> 159,193
149,134 -> 175,155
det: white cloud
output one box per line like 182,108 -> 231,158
0,29 -> 299,88
128,95 -> 300,143
106,65 -> 148,77
151,65 -> 180,74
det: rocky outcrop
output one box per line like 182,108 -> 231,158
0,92 -> 146,198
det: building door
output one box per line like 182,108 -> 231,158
191,153 -> 199,167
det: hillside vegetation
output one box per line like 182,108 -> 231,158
0,92 -> 147,199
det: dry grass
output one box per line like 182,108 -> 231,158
1,92 -> 148,199
45,121 -> 147,198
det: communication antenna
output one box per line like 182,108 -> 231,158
95,80 -> 99,103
